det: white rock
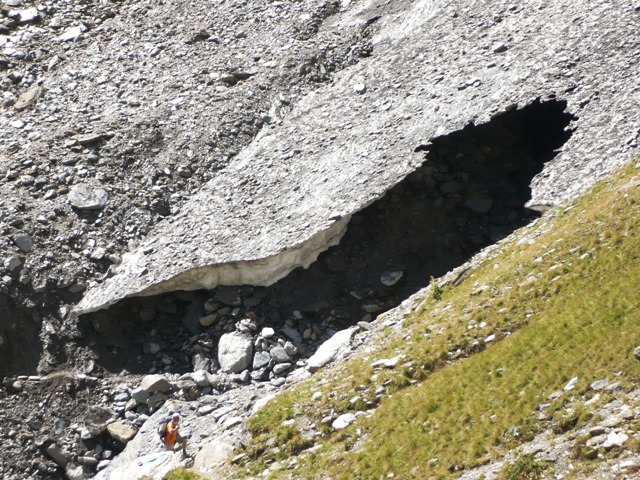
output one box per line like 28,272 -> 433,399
261,327 -> 275,338
218,332 -> 253,373
307,327 -> 357,372
106,423 -> 136,444
191,370 -> 211,387
140,374 -> 171,393
68,184 -> 109,210
603,431 -> 628,450
332,413 -> 356,430
58,25 -> 86,42
564,376 -> 578,391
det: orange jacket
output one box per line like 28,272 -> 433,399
164,420 -> 180,446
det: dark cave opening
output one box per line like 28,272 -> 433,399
73,99 -> 575,377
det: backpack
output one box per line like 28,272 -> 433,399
158,417 -> 172,441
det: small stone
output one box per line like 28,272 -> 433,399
564,376 -> 578,391
69,133 -> 104,146
253,351 -> 271,369
261,327 -> 275,338
189,370 -> 210,387
46,444 -> 68,468
371,356 -> 400,368
218,331 -> 253,373
13,84 -> 43,111
272,363 -> 291,375
199,314 -> 219,327
548,391 -> 562,401
58,25 -> 86,42
215,287 -> 242,306
64,464 -> 84,480
464,197 -> 493,214
13,233 -> 32,252
380,269 -> 403,287
140,374 -> 171,393
177,165 -> 192,178
68,185 -> 109,210
270,346 -> 291,364
353,83 -> 367,94
590,379 -> 608,391
4,255 -> 22,271
113,391 -> 129,402
283,341 -> 298,356
633,345 -> 640,361
492,42 -> 508,53
78,456 -> 99,467
620,459 -> 640,473
271,377 -> 286,387
361,300 -> 385,313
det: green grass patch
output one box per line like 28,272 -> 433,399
498,454 -> 546,480
163,468 -> 207,480
231,161 -> 640,479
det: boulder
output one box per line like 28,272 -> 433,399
106,423 -> 137,444
191,370 -> 212,387
83,406 -> 115,437
269,345 -> 290,364
332,413 -> 356,430
46,443 -> 69,468
68,185 -> 108,210
307,327 -> 357,372
253,351 -> 271,370
131,386 -> 150,404
218,332 -> 253,373
140,374 -> 171,393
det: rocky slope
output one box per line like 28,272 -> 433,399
0,0 -> 377,372
0,0 -> 639,479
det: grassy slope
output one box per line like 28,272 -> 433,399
182,160 -> 640,480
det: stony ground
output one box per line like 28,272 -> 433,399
1,0 -> 381,477
0,0 -> 377,370
1,0 -> 639,479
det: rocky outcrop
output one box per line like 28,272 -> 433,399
76,0 -> 640,314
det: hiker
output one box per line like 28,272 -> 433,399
161,413 -> 188,456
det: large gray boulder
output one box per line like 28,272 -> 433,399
140,374 -> 172,394
218,332 -> 253,373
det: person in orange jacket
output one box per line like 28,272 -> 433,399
162,413 -> 188,456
